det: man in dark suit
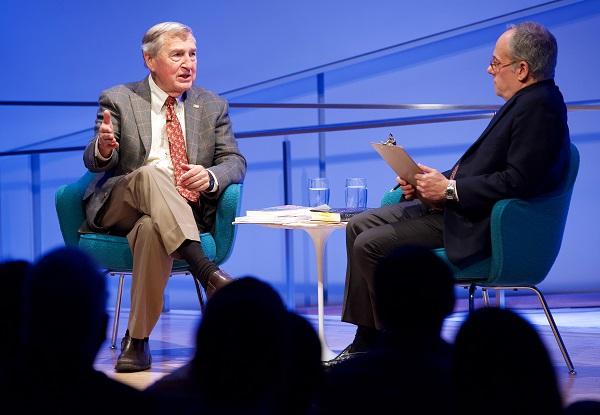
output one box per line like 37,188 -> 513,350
83,22 -> 246,372
330,21 -> 570,365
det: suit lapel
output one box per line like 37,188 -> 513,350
130,80 -> 152,156
183,88 -> 206,165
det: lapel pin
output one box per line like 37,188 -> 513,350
193,104 -> 200,108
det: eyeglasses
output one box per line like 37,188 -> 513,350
489,58 -> 516,74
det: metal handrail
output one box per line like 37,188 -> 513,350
1,100 -> 598,157
2,100 -> 600,110
0,110 -> 494,156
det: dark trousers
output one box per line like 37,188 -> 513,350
341,200 -> 444,329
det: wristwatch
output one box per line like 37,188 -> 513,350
445,180 -> 458,200
206,172 -> 215,192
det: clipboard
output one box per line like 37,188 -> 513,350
371,142 -> 421,186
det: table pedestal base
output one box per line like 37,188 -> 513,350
304,226 -> 339,361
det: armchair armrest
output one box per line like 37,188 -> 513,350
380,187 -> 404,207
55,172 -> 94,247
212,183 -> 243,265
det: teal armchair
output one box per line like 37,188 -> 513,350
55,172 -> 243,348
381,143 -> 579,374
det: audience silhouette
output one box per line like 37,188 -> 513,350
318,246 -> 456,414
17,247 -> 151,414
565,400 -> 600,415
282,311 -> 324,415
0,260 -> 31,393
146,276 -> 323,415
7,246 -> 599,413
452,307 -> 564,415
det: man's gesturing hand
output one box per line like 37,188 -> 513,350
98,110 -> 119,158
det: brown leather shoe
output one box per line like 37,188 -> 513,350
205,269 -> 233,299
115,336 -> 151,373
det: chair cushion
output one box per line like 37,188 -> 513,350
79,232 -> 216,273
433,248 -> 489,282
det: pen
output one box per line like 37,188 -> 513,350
392,183 -> 401,191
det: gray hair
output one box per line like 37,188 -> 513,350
141,22 -> 194,58
507,22 -> 557,80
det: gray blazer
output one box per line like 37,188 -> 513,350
83,78 -> 246,232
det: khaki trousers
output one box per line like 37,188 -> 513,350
99,166 -> 200,338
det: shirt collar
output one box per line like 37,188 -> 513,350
148,75 -> 182,113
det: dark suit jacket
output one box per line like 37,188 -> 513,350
444,79 -> 570,267
82,78 -> 246,233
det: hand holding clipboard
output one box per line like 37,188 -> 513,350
371,134 -> 422,191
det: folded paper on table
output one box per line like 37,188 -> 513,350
234,204 -> 365,225
234,216 -> 308,225
371,143 -> 421,186
245,205 -> 312,218
235,205 -> 313,224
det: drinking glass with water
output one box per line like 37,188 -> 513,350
345,177 -> 367,209
308,177 -> 330,207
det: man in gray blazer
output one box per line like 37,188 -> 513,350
83,22 -> 246,372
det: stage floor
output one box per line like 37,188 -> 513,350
95,293 -> 600,405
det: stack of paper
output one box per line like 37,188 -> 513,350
234,205 -> 313,224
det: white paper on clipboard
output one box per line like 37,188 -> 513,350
371,143 -> 421,186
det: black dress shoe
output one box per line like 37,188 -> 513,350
120,330 -> 148,351
323,344 -> 366,368
205,269 -> 233,299
120,330 -> 130,351
115,336 -> 151,373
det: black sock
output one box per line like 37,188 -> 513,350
177,240 -> 219,287
350,325 -> 378,353
124,329 -> 148,341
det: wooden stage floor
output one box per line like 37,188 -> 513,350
95,292 -> 600,405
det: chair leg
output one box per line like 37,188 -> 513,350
495,289 -> 506,308
192,273 -> 206,312
111,273 -> 125,349
529,286 -> 576,375
482,288 -> 490,307
468,284 -> 476,313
